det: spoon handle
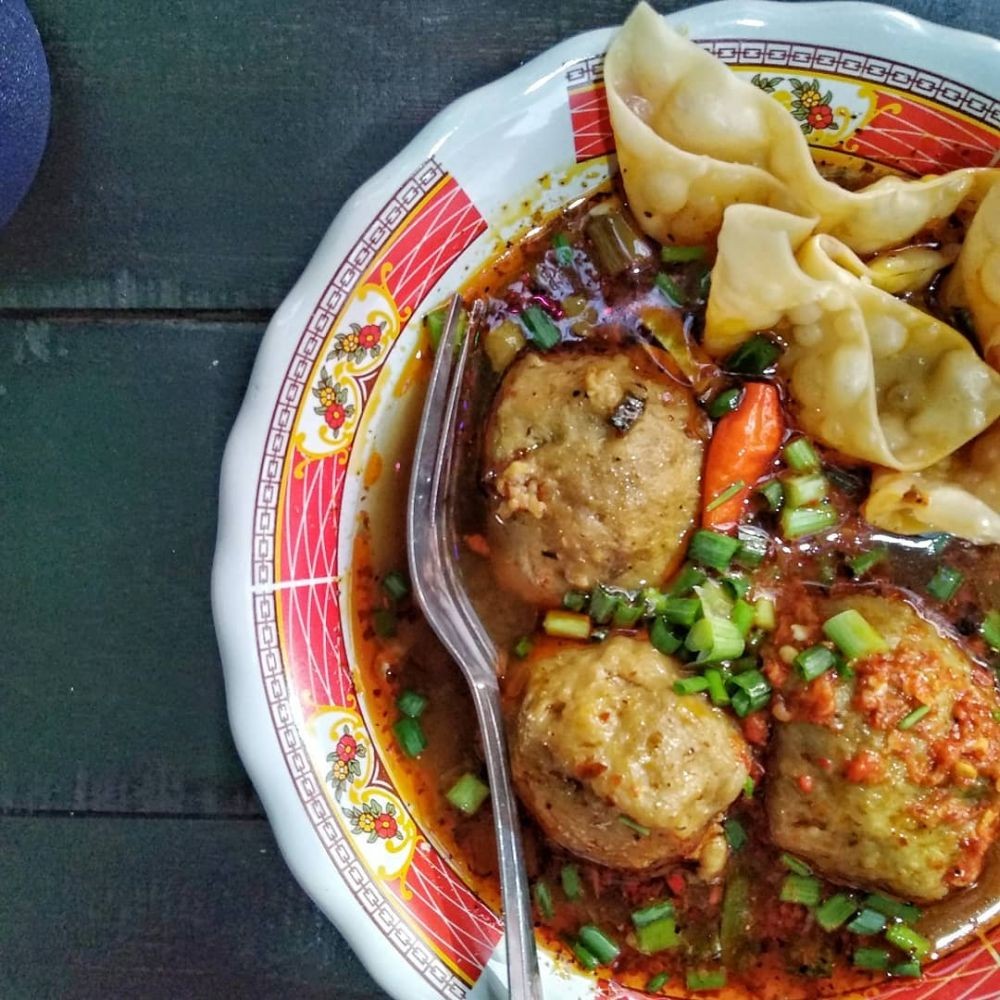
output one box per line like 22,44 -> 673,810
470,679 -> 543,1000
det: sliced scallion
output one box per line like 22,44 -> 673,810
927,564 -> 964,601
864,894 -> 922,925
783,437 -> 821,472
519,304 -> 560,350
542,609 -> 592,640
780,503 -> 838,540
848,547 -> 887,578
822,609 -> 888,661
651,616 -> 682,655
756,478 -> 784,512
754,597 -> 776,631
853,948 -> 890,971
571,940 -> 599,970
705,667 -> 730,706
723,335 -> 781,374
981,610 -> 1000,651
846,907 -> 887,935
553,232 -> 574,267
734,524 -> 769,568
723,817 -> 747,851
655,271 -> 686,306
898,704 -> 931,730
533,880 -> 554,919
562,590 -> 588,612
631,900 -> 676,928
707,386 -> 742,420
662,597 -> 702,627
815,893 -> 857,931
585,209 -> 651,275
446,772 -> 490,815
780,873 -> 822,906
619,815 -> 650,837
667,563 -> 708,596
393,717 -> 427,758
382,570 -> 410,602
577,925 -> 620,965
705,479 -> 746,513
559,863 -> 583,901
781,853 -> 813,876
588,584 -> 618,625
885,923 -> 930,960
674,674 -> 710,695
646,971 -> 669,992
612,597 -> 644,628
635,915 -> 681,953
689,529 -> 741,571
660,244 -> 706,263
686,969 -> 727,991
686,616 -> 745,663
731,599 -> 755,637
723,574 -> 751,600
512,636 -> 533,659
784,473 -> 829,509
890,960 -> 922,978
729,670 -> 771,717
396,689 -> 428,718
794,644 -> 836,682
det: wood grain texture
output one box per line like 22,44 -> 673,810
0,0 -> 993,310
0,815 -> 391,999
0,318 -> 263,816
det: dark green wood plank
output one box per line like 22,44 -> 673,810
0,814 -> 392,999
0,0 -> 992,310
0,317 -> 262,815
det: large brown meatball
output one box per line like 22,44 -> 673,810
510,635 -> 750,871
767,593 -> 1000,902
483,344 -> 705,606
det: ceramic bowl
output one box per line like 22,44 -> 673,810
213,3 -> 1000,997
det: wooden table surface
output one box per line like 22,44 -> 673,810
2,1 -> 994,997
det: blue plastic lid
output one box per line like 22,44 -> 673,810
0,0 -> 51,230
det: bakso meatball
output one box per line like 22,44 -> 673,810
767,593 -> 1000,903
510,635 -> 750,871
484,345 -> 705,606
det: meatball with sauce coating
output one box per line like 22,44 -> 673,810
510,635 -> 750,872
767,593 -> 1000,903
484,345 -> 705,606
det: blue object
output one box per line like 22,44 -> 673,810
0,0 -> 50,229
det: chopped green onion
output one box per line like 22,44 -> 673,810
864,894 -> 922,925
393,717 -> 427,758
585,209 -> 651,275
743,776 -> 756,797
784,473 -> 829,509
780,503 -> 838,540
382,570 -> 410,602
561,864 -> 583,901
662,597 -> 702,627
542,609 -> 592,640
890,960 -> 922,978
660,244 -> 706,263
631,900 -> 676,927
754,597 -> 776,631
512,636 -> 533,659
898,704 -> 931,730
724,335 -> 781,374
783,437 -> 822,472
612,597 -> 644,628
848,547 -> 887,578
646,971 -> 670,992
885,923 -> 931,960
373,608 -> 397,638
667,564 -> 708,596
635,915 -> 681,953
674,675 -> 710,695
689,529 -> 742,571
519,305 -> 560,350
588,584 -> 618,625
686,969 -> 727,991
655,271 -> 686,306
729,655 -> 759,673
651,616 -> 683,655
815,893 -> 857,931
533,880 -> 554,920
705,667 -> 730,706
571,940 -> 599,970
853,948 -> 890,971
707,387 -> 742,420
723,817 -> 747,851
927,564 -> 964,601
794,644 -> 836,682
723,574 -> 751,599
847,907 -> 887,936
446,772 -> 490,815
553,232 -> 574,267
981,610 -> 1000,651
734,524 -> 769,568
396,689 -> 428,718
619,814 -> 650,836
731,599 -> 755,637
729,670 -> 771,717
756,478 -> 784,512
781,853 -> 813,876
686,616 -> 745,663
425,307 -> 447,348
823,609 -> 888,661
705,479 -> 747,513
696,579 -> 734,619
780,873 -> 822,906
562,590 -> 588,612
577,925 -> 620,965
